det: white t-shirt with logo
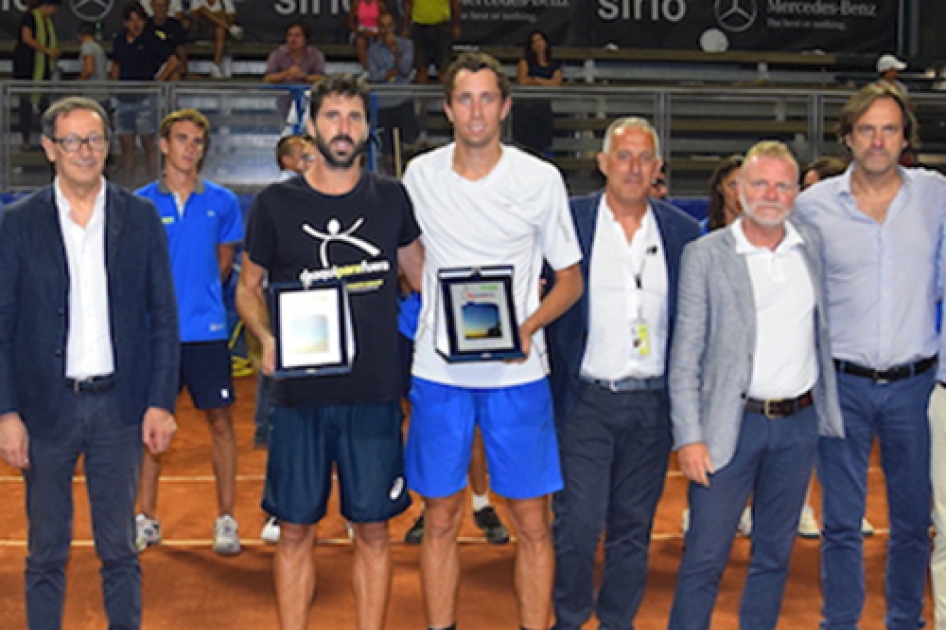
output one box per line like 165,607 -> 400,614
404,143 -> 581,388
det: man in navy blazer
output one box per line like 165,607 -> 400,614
0,97 -> 179,630
546,116 -> 700,630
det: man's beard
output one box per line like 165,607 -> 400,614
315,133 -> 366,169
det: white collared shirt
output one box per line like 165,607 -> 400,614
732,219 -> 817,399
581,199 -> 668,380
56,177 -> 115,379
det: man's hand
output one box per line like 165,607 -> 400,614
142,407 -> 177,455
0,413 -> 29,469
261,334 -> 276,376
678,443 -> 714,487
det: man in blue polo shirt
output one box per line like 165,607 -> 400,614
135,108 -> 245,555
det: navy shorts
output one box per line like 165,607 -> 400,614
263,401 -> 411,524
180,341 -> 235,410
405,377 -> 563,500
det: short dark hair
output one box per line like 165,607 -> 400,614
122,2 -> 147,22
803,155 -> 847,186
308,74 -> 370,121
837,83 -> 919,149
286,20 -> 312,42
77,21 -> 96,37
443,52 -> 511,104
276,134 -> 309,168
41,96 -> 110,140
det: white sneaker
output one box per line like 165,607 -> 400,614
261,516 -> 280,544
135,514 -> 161,552
861,517 -> 875,537
681,508 -> 690,535
798,505 -> 821,539
738,506 -> 753,537
213,514 -> 241,555
209,63 -> 224,79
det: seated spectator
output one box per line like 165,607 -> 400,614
139,0 -> 185,22
368,11 -> 418,164
190,0 -> 241,78
76,21 -> 106,81
264,21 -> 325,85
147,0 -> 188,79
512,30 -> 562,155
348,0 -> 387,70
14,0 -> 62,151
110,1 -> 180,186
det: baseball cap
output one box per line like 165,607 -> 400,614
877,54 -> 907,73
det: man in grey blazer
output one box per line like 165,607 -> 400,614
0,97 -> 179,630
667,141 -> 843,630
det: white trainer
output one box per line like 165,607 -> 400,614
135,514 -> 161,552
261,516 -> 280,545
798,505 -> 821,539
213,514 -> 242,555
738,506 -> 753,537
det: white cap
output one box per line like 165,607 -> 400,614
877,54 -> 907,73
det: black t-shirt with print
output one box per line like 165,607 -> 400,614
246,171 -> 420,407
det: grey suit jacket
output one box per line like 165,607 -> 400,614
669,219 -> 844,471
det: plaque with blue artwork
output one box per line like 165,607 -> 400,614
270,279 -> 354,377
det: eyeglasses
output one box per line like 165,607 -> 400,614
48,134 -> 109,153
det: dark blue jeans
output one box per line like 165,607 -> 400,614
819,369 -> 934,630
23,387 -> 143,630
552,383 -> 671,630
669,407 -> 818,630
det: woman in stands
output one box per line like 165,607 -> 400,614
349,0 -> 387,69
512,30 -> 563,155
704,154 -> 744,232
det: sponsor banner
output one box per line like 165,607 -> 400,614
0,0 -> 898,54
588,0 -> 899,53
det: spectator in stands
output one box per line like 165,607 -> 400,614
264,21 -> 326,85
76,21 -> 106,82
349,0 -> 387,70
148,0 -> 188,79
190,0 -> 242,78
275,134 -> 316,180
367,11 -> 419,164
14,0 -> 62,152
135,108 -> 244,557
650,163 -> 669,200
110,1 -> 180,186
512,30 -> 562,156
802,155 -> 847,190
876,53 -> 909,96
403,0 -> 459,84
705,155 -> 743,231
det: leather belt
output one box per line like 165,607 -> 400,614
745,391 -> 813,419
834,356 -> 937,384
66,374 -> 116,394
581,375 -> 666,392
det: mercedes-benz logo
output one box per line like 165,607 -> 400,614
71,0 -> 114,22
715,0 -> 757,33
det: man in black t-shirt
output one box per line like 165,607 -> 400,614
109,1 -> 179,186
147,0 -> 188,79
236,74 -> 424,630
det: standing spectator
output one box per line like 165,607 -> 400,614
76,21 -> 106,82
796,82 -> 946,630
349,0 -> 387,70
876,53 -> 909,96
546,117 -> 700,630
512,30 -> 562,156
705,155 -> 743,231
0,96 -> 179,630
14,0 -> 62,152
403,0 -> 459,84
148,0 -> 188,79
135,109 -> 245,556
110,1 -> 180,187
667,141 -> 843,630
190,0 -> 241,78
367,11 -> 418,161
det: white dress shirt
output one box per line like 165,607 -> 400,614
56,177 -> 115,379
581,200 -> 668,380
732,219 -> 817,399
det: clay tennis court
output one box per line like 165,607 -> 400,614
0,374 -> 928,629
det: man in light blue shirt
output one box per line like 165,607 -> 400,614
796,83 -> 946,630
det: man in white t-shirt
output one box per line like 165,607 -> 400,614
403,51 -> 583,630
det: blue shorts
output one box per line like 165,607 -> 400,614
405,377 -> 562,500
114,98 -> 157,136
180,341 -> 235,410
263,401 -> 411,524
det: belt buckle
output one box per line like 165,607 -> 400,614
607,379 -> 619,393
875,371 -> 890,385
763,399 -> 778,419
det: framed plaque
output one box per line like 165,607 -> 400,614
435,265 -> 524,363
270,279 -> 354,378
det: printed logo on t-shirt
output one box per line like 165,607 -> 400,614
297,217 -> 390,293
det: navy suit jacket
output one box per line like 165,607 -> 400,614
546,191 -> 701,424
0,182 -> 180,439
